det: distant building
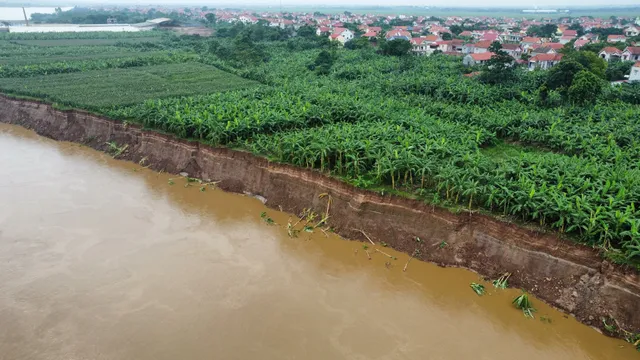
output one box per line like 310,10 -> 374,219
385,29 -> 411,41
528,53 -> 563,70
472,40 -> 494,54
501,43 -> 522,58
622,47 -> 640,62
463,52 -> 494,66
624,26 -> 639,37
630,62 -> 640,82
599,47 -> 623,62
607,34 -> 627,43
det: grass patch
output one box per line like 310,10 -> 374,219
0,62 -> 258,109
481,140 -> 550,160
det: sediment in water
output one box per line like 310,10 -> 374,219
1,94 -> 639,336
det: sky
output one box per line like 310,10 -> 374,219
2,0 -> 640,9
91,0 -> 640,6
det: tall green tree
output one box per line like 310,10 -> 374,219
568,70 -> 603,104
479,42 -> 515,84
545,59 -> 585,91
379,39 -> 412,57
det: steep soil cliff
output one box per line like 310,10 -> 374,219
2,95 -> 639,336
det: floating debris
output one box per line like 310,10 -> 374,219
470,283 -> 485,296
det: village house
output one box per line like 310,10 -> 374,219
410,38 -> 432,55
238,15 -> 258,24
622,47 -> 640,61
328,28 -> 354,45
501,32 -> 524,43
630,62 -> 640,82
528,53 -> 563,70
574,39 -> 590,49
448,39 -> 465,53
559,35 -> 575,45
607,34 -> 627,43
501,43 -> 522,58
598,47 -> 623,61
579,33 -> 599,42
361,30 -> 378,39
625,26 -> 640,37
521,37 -> 543,51
463,52 -> 494,66
462,43 -> 475,54
385,29 -> 411,41
316,26 -> 331,36
472,40 -> 494,54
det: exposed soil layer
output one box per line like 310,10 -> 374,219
2,95 -> 639,337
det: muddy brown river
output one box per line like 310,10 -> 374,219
0,123 -> 637,360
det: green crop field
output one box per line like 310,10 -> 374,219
0,50 -> 167,65
9,37 -> 163,47
0,63 -> 258,108
1,27 -> 639,270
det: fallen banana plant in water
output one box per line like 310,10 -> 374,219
513,293 -> 536,318
470,283 -> 485,296
492,273 -> 511,289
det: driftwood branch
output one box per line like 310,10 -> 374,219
403,256 -> 414,272
375,248 -> 393,258
352,228 -> 376,246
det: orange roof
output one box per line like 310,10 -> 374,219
470,52 -> 494,61
474,40 -> 493,49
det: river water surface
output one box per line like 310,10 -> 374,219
0,123 -> 637,360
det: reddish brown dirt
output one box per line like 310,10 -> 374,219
1,95 -> 639,336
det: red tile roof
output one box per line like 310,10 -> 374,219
600,46 -> 623,55
474,40 -> 494,49
530,53 -> 563,62
522,37 -> 542,43
607,34 -> 626,41
562,30 -> 577,37
624,46 -> 640,55
385,29 -> 411,39
423,34 -> 440,42
574,40 -> 589,48
546,43 -> 564,50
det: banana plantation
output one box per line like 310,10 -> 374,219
1,30 -> 639,267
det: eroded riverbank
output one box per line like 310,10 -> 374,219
1,95 -> 639,340
1,123 -> 639,359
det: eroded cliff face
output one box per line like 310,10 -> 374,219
2,95 -> 639,335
